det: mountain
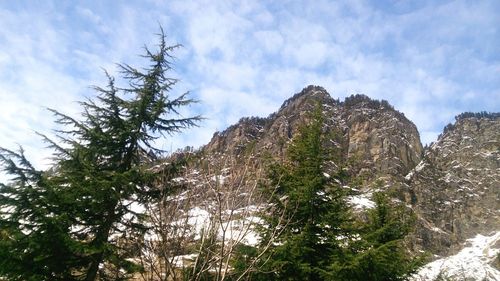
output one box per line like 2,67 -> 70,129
171,85 -> 499,280
405,111 -> 500,253
203,85 -> 422,184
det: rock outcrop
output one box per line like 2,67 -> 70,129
179,85 -> 499,263
203,86 -> 423,186
406,113 -> 500,255
341,94 -> 423,183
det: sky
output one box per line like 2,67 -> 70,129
0,0 -> 499,171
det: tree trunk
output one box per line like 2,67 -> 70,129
85,206 -> 117,281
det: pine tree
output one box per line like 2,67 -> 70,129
331,192 -> 423,281
254,107 -> 352,281
242,108 -> 422,281
0,28 -> 201,281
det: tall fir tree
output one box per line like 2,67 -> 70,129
254,106 -> 353,281
244,108 -> 422,281
331,191 -> 423,281
0,28 -> 201,281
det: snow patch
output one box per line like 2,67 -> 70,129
186,207 -> 211,239
430,226 -> 447,235
406,160 -> 427,180
174,206 -> 263,245
348,193 -> 375,209
415,161 -> 427,172
172,253 -> 198,268
405,171 -> 414,181
211,175 -> 227,185
412,231 -> 500,281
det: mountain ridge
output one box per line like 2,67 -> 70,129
203,85 -> 423,184
172,85 -> 499,279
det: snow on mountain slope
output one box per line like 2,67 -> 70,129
412,231 -> 500,281
167,87 -> 499,278
406,114 -> 500,256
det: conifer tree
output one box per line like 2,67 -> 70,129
0,28 -> 201,281
245,108 -> 422,281
254,107 -> 352,281
331,192 -> 423,281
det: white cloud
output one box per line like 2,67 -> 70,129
286,41 -> 329,69
253,30 -> 284,54
0,0 -> 498,175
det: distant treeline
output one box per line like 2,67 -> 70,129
455,111 -> 499,121
442,111 -> 499,136
343,94 -> 393,110
343,94 -> 411,125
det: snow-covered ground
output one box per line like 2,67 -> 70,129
180,205 -> 262,245
412,231 -> 500,281
347,192 -> 375,210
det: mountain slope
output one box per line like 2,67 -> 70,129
405,113 -> 500,256
203,85 -> 423,187
174,86 -> 499,279
412,231 -> 500,281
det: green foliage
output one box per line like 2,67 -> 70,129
231,244 -> 259,274
251,106 -> 353,280
331,192 -> 423,281
242,108 -> 422,281
0,28 -> 201,280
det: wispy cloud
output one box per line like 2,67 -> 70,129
0,0 -> 498,173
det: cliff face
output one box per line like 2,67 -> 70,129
203,86 -> 423,186
406,115 -> 500,255
188,85 -> 499,259
203,86 -> 338,161
341,95 -> 423,183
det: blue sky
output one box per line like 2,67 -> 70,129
0,0 -> 499,171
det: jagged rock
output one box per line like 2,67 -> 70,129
406,114 -> 500,256
172,85 -> 499,270
203,86 -> 423,186
341,94 -> 423,183
203,86 -> 338,160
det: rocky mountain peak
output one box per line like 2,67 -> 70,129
203,87 -> 423,188
169,86 -> 499,279
439,112 -> 500,144
204,86 -> 338,158
278,85 -> 334,111
406,113 -> 499,256
340,95 -> 423,184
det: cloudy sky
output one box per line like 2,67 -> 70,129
0,0 -> 499,170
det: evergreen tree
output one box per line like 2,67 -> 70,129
242,109 -> 422,281
254,107 -> 352,281
0,28 -> 201,281
331,192 -> 423,281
